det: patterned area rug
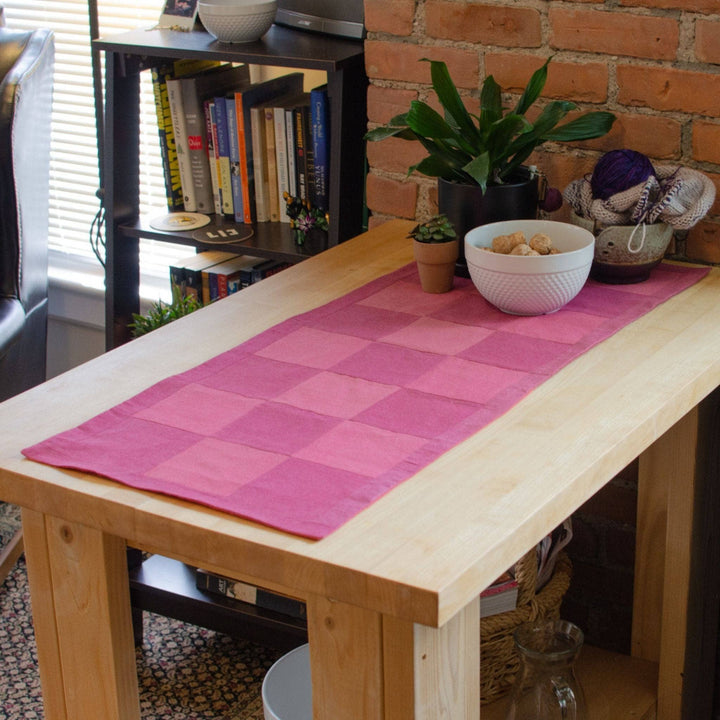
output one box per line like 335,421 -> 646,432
0,504 -> 285,719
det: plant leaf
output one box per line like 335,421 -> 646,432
542,111 -> 617,141
514,57 -> 550,116
424,59 -> 481,146
462,153 -> 491,191
479,75 -> 502,133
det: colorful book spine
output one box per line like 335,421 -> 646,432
284,107 -> 297,199
196,569 -> 307,620
203,100 -> 222,215
225,96 -> 245,224
151,65 -> 184,212
264,106 -> 280,222
274,106 -> 291,222
213,96 -> 234,216
293,104 -> 309,203
310,84 -> 329,211
250,105 -> 270,222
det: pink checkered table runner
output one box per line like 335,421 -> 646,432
23,262 -> 708,539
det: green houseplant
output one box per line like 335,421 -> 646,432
408,213 -> 458,293
366,58 -> 616,273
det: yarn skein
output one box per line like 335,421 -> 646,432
590,149 -> 656,200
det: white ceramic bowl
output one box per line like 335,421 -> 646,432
464,220 -> 595,315
199,0 -> 277,42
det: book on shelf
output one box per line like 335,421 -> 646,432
284,106 -> 297,199
166,78 -> 197,212
310,83 -> 329,211
479,570 -> 519,619
179,63 -> 251,215
195,568 -> 307,620
232,73 -> 305,223
151,59 -> 220,212
292,98 -> 311,204
201,254 -> 264,304
203,100 -> 222,215
263,105 -> 281,222
224,97 -> 245,223
169,250 -> 240,301
249,104 -> 271,222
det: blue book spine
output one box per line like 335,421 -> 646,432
214,96 -> 233,216
225,97 -> 245,223
310,84 -> 329,211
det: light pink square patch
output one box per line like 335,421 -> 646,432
255,327 -> 370,369
295,421 -> 427,477
360,280 -> 460,316
410,357 -> 527,404
134,384 -> 261,435
146,437 -> 285,496
276,371 -> 397,418
382,317 -> 494,355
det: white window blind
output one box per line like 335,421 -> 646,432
2,0 -> 190,299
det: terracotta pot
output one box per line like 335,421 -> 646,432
413,238 -> 459,293
438,168 -> 540,277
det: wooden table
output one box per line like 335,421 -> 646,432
1,219 -> 719,719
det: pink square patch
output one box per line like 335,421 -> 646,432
360,280 -> 460,316
276,371 -> 397,419
134,384 -> 261,435
295,421 -> 427,477
146,437 -> 284,496
410,356 -> 527,404
255,327 -> 370,369
382,317 -> 494,355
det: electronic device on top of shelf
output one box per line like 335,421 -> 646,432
275,0 -> 365,39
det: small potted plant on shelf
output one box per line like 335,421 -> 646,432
365,57 -> 616,272
408,213 -> 459,293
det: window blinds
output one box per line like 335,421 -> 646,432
2,0 -> 189,294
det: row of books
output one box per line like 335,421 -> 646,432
152,60 -> 330,224
170,250 -> 290,306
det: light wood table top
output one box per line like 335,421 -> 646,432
1,219 -> 719,719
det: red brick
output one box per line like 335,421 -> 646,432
685,220 -> 720,264
549,7 -> 679,61
366,172 -> 418,218
367,85 -> 417,124
603,113 -> 681,160
692,120 -> 720,165
426,1 -> 541,47
617,65 -> 720,117
365,0 -> 415,36
696,20 -> 720,65
484,53 -> 609,103
365,40 -> 479,88
366,136 -> 427,176
621,0 -> 718,11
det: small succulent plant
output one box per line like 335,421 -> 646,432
408,213 -> 458,243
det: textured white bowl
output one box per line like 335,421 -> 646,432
465,220 -> 595,315
199,0 -> 276,42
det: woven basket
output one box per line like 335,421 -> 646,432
480,550 -> 572,705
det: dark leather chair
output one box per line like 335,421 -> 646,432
0,27 -> 54,403
0,26 -> 54,583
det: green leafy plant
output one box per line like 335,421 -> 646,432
408,213 -> 457,243
365,58 -> 616,191
129,287 -> 201,337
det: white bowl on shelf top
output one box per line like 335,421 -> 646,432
198,0 -> 277,42
464,219 -> 595,316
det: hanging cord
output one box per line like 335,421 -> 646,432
88,0 -> 106,268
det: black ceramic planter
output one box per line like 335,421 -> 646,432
438,169 -> 540,277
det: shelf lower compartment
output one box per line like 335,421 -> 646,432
122,215 -> 331,264
129,554 -> 307,652
481,644 -> 658,720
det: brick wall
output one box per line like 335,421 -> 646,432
363,0 -> 720,266
362,0 -> 720,652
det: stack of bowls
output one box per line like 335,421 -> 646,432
198,0 -> 277,43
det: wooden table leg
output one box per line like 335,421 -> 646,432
306,593 -> 480,719
633,389 -> 720,720
22,509 -> 140,720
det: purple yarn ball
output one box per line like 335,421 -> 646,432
539,186 -> 563,212
590,149 -> 655,200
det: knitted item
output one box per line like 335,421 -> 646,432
564,164 -> 715,230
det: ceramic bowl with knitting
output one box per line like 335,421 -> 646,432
564,149 -> 715,284
465,220 -> 595,316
